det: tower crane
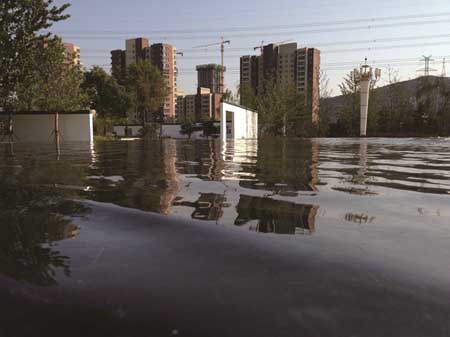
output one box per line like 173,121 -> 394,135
253,40 -> 293,55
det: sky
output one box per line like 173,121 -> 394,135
51,0 -> 450,96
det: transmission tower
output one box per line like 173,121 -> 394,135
417,55 -> 437,77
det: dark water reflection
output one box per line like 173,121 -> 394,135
0,161 -> 88,286
1,137 -> 450,249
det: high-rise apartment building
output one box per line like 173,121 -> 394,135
297,48 -> 320,124
277,43 -> 297,88
175,91 -> 186,121
125,37 -> 149,68
111,38 -> 177,121
184,95 -> 197,121
240,42 -> 320,124
240,55 -> 260,96
63,42 -> 81,66
147,43 -> 177,121
196,64 -> 225,94
175,63 -> 227,123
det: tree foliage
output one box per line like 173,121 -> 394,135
239,76 -> 314,137
202,120 -> 219,138
126,60 -> 167,125
0,0 -> 71,111
331,67 -> 450,137
180,119 -> 196,139
83,66 -> 131,120
16,37 -> 88,111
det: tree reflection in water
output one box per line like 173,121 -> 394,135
0,161 -> 88,286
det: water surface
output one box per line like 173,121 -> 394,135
2,137 -> 450,238
2,138 -> 450,337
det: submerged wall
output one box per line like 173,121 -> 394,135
1,112 -> 94,142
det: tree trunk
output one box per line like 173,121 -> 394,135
8,111 -> 14,143
103,117 -> 107,136
54,112 -> 60,159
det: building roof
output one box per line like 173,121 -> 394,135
222,101 -> 257,113
0,110 -> 92,116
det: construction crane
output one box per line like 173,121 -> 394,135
253,39 -> 293,55
193,37 -> 231,93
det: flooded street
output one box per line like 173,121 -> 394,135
1,138 -> 450,336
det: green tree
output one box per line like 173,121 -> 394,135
338,72 -> 360,136
239,83 -> 258,110
180,118 -> 195,139
82,66 -> 131,135
223,89 -> 236,103
414,76 -> 440,133
0,0 -> 70,113
435,77 -> 450,135
256,76 -> 309,137
318,70 -> 332,137
202,119 -> 219,138
16,37 -> 88,112
374,67 -> 414,135
126,60 -> 167,126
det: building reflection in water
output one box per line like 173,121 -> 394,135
235,195 -> 318,235
174,193 -> 227,221
237,138 -> 319,194
160,139 -> 180,215
345,212 -> 375,224
220,139 -> 258,182
171,139 -> 321,235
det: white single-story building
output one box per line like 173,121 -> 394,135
220,102 -> 258,141
0,111 -> 94,143
112,102 -> 257,141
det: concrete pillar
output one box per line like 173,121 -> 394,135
360,79 -> 370,137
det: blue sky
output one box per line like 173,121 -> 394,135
52,0 -> 450,96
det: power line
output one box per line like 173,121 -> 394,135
80,33 -> 450,55
97,55 -> 450,74
55,12 -> 450,35
59,17 -> 450,41
81,40 -> 450,62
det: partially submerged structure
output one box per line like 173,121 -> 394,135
220,102 -> 258,141
0,111 -> 94,142
113,102 -> 258,141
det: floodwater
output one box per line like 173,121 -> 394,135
3,138 -> 450,234
1,138 -> 450,337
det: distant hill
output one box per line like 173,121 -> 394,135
323,76 -> 450,124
